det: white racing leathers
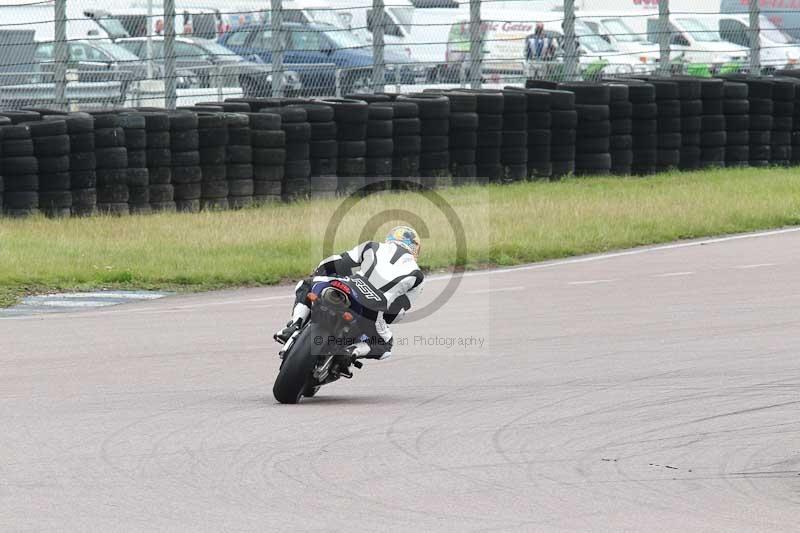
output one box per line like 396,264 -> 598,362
291,241 -> 424,359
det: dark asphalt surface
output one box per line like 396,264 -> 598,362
2,228 -> 800,531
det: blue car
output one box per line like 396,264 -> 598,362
219,22 -> 416,96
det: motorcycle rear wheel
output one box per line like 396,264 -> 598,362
273,323 -> 326,404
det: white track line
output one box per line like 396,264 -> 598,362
465,286 -> 525,294
426,226 -> 800,283
567,279 -> 618,286
654,271 -> 695,278
733,263 -> 777,269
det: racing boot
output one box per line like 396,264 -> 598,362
274,303 -> 311,345
274,319 -> 301,345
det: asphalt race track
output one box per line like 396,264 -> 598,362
3,228 -> 800,531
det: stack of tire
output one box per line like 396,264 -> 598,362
224,113 -> 254,208
607,83 -> 632,175
197,112 -> 229,210
746,78 -> 774,167
793,83 -> 800,165
22,119 -> 69,218
769,78 -> 794,166
443,91 -> 478,183
59,113 -> 96,217
698,79 -> 726,169
169,112 -> 202,212
506,87 -> 553,180
397,93 -> 450,186
624,81 -> 658,175
664,78 -> 702,171
141,111 -> 173,212
250,111 -> 286,204
500,89 -> 528,181
722,76 -> 774,167
1,120 -> 39,217
365,104 -> 394,191
120,112 -> 150,214
290,103 -> 335,199
560,82 -> 611,176
649,79 -> 681,172
722,81 -> 750,167
91,111 -> 129,215
274,107 -> 310,202
548,90 -> 577,179
322,98 -> 368,195
389,99 -> 421,186
458,91 -> 503,183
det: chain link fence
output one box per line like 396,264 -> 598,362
0,0 -> 797,109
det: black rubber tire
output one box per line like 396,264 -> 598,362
394,136 -> 421,155
172,166 -> 202,184
396,94 -> 450,119
71,188 -> 97,206
25,120 -> 67,137
70,151 -> 97,171
38,155 -> 70,173
309,140 -> 337,158
293,104 -> 334,123
254,148 -> 287,166
168,112 -> 199,131
338,140 -> 367,158
3,157 -> 37,176
285,160 -> 311,179
226,164 -> 254,180
558,82 -> 610,105
170,130 -> 199,151
201,165 -> 227,182
71,171 -> 97,189
394,118 -> 421,136
750,98 -> 774,115
337,158 -> 366,179
4,191 -> 39,208
146,131 -> 171,148
680,100 -> 703,116
226,145 -> 254,164
450,131 -> 478,149
172,151 -> 201,167
227,128 -> 251,146
3,139 -> 34,156
316,98 -> 369,123
750,115 -> 774,131
95,128 -> 126,148
309,122 -> 337,141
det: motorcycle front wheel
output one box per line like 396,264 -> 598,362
273,323 -> 327,404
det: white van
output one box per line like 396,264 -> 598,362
337,0 -> 467,80
577,11 -> 676,67
710,14 -> 800,71
86,6 -> 222,40
642,15 -> 749,71
0,3 -> 117,42
446,9 -> 656,81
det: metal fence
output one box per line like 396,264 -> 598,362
0,0 -> 796,109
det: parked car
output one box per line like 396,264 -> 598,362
644,15 -> 749,73
34,39 -> 147,87
116,36 -> 300,96
219,21 -> 416,95
710,14 -> 800,72
578,12 -> 676,66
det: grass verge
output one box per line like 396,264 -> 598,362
1,168 -> 799,307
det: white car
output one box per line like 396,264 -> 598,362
644,15 -> 749,71
711,14 -> 800,71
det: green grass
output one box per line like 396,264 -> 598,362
1,167 -> 799,307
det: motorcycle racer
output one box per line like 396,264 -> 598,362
274,226 -> 424,360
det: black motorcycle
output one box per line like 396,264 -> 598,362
273,275 -> 387,404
